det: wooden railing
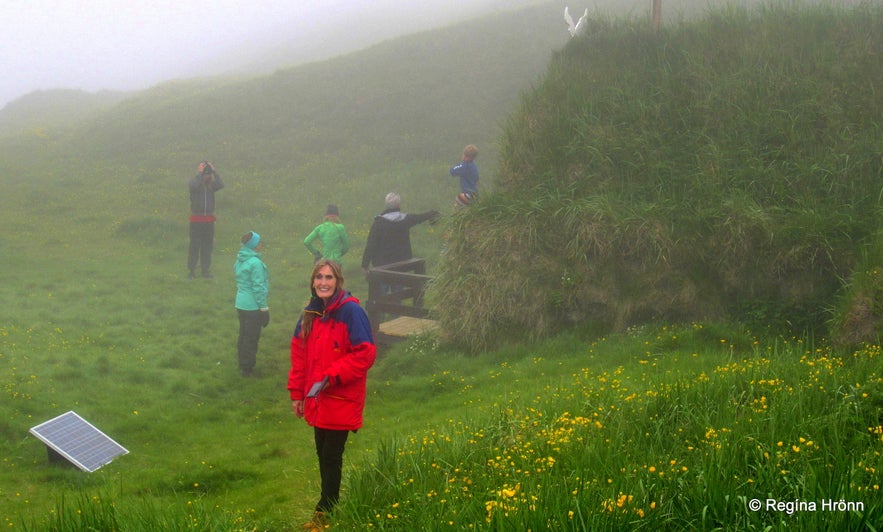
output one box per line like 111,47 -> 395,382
365,258 -> 433,333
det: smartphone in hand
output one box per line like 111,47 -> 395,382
306,376 -> 329,398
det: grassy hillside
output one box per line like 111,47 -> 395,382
0,90 -> 127,138
432,1 -> 883,352
2,3 -> 569,179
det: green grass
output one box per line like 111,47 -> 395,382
5,322 -> 882,530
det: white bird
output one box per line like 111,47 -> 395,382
564,6 -> 589,37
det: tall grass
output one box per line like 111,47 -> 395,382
433,2 -> 883,353
829,229 -> 883,349
342,325 -> 883,530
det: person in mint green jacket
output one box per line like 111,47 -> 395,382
234,231 -> 270,377
304,204 -> 350,265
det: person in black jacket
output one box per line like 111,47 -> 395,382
361,192 -> 439,274
188,161 -> 225,279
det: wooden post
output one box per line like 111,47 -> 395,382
652,0 -> 662,33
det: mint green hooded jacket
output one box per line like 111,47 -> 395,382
234,247 -> 269,310
304,219 -> 350,264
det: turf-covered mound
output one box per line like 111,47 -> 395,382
431,3 -> 883,352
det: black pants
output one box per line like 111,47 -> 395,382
237,309 -> 263,374
188,221 -> 215,275
314,427 -> 350,513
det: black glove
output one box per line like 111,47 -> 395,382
260,310 -> 270,328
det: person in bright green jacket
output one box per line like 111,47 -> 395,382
304,204 -> 350,265
234,231 -> 269,377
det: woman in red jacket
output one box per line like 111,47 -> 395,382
289,259 -> 376,528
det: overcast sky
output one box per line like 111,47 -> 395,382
1,0 -> 865,111
0,0 -> 543,110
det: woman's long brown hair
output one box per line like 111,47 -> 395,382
299,259 -> 345,340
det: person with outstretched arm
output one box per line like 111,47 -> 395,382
361,192 -> 439,272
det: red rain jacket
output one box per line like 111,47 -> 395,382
288,290 -> 376,431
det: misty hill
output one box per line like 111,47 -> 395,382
0,2 -> 568,186
0,89 -> 127,137
190,0 -> 547,80
0,1 -> 574,283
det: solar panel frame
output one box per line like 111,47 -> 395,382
29,411 -> 129,473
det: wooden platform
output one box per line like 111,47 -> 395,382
377,316 -> 438,338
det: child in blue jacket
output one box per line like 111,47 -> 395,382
449,144 -> 479,206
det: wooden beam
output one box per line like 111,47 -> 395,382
652,0 -> 662,32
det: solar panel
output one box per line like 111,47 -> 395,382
29,411 -> 129,472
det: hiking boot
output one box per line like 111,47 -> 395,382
301,511 -> 329,530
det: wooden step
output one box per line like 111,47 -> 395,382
377,316 -> 438,338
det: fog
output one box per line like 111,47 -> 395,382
0,0 -> 539,110
1,0 -> 868,111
